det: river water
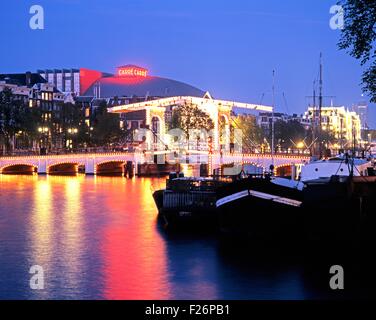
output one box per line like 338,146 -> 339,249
0,175 -> 372,299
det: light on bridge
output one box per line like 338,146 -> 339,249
38,127 -> 49,133
67,128 -> 78,134
296,142 -> 305,149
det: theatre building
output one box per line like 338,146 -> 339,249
54,64 -> 206,130
49,64 -> 272,151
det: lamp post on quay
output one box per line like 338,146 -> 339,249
38,126 -> 49,155
66,127 -> 78,152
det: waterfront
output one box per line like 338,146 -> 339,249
0,175 -> 373,299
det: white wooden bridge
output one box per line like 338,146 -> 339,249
0,151 -> 310,175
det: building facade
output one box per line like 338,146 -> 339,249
38,69 -> 81,96
0,73 -> 71,152
257,112 -> 311,132
352,99 -> 368,131
303,106 -> 361,147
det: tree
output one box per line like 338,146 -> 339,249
57,102 -> 85,149
231,115 -> 264,152
0,88 -> 37,153
338,0 -> 376,101
21,103 -> 41,148
91,101 -> 123,146
318,129 -> 339,148
170,102 -> 214,143
273,120 -> 308,149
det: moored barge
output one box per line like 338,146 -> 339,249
216,156 -> 376,244
153,172 -> 231,229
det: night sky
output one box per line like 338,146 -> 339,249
1,0 -> 375,127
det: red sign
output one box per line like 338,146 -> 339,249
117,65 -> 148,78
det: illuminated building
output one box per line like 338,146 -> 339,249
37,65 -> 204,98
70,64 -> 206,134
303,106 -> 361,146
81,65 -> 204,98
0,73 -> 70,151
108,93 -> 272,151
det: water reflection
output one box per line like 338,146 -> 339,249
0,175 -> 364,299
30,177 -> 54,299
100,177 -> 171,299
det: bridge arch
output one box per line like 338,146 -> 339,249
47,162 -> 81,175
0,163 -> 37,175
275,163 -> 293,177
96,160 -> 126,175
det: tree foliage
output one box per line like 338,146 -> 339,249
0,90 -> 126,153
0,88 -> 39,152
170,103 -> 214,140
273,120 -> 308,149
91,101 -> 123,146
232,115 -> 264,151
338,0 -> 376,101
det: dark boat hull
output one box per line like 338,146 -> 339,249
217,177 -> 302,240
153,190 -> 218,230
216,176 -> 376,244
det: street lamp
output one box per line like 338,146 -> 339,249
297,141 -> 305,149
38,127 -> 49,155
66,127 -> 78,151
67,128 -> 78,134
296,141 -> 305,155
38,126 -> 49,133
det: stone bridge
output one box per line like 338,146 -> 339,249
0,152 -> 143,175
220,152 -> 310,173
0,151 -> 310,176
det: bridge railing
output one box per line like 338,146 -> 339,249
241,148 -> 311,156
1,145 -> 312,159
0,147 -> 134,157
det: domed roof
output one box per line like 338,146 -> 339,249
84,75 -> 204,98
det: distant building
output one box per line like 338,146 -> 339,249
303,106 -> 361,146
38,69 -> 81,96
257,112 -> 310,133
38,64 -> 208,133
37,64 -> 205,99
83,65 -> 205,98
258,112 -> 288,132
0,71 -> 46,87
0,72 -> 72,151
0,82 -> 30,105
352,99 -> 368,130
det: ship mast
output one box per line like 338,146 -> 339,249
318,52 -> 323,159
271,70 -> 275,169
312,80 -> 316,156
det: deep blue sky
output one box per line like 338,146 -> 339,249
1,0 -> 375,127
